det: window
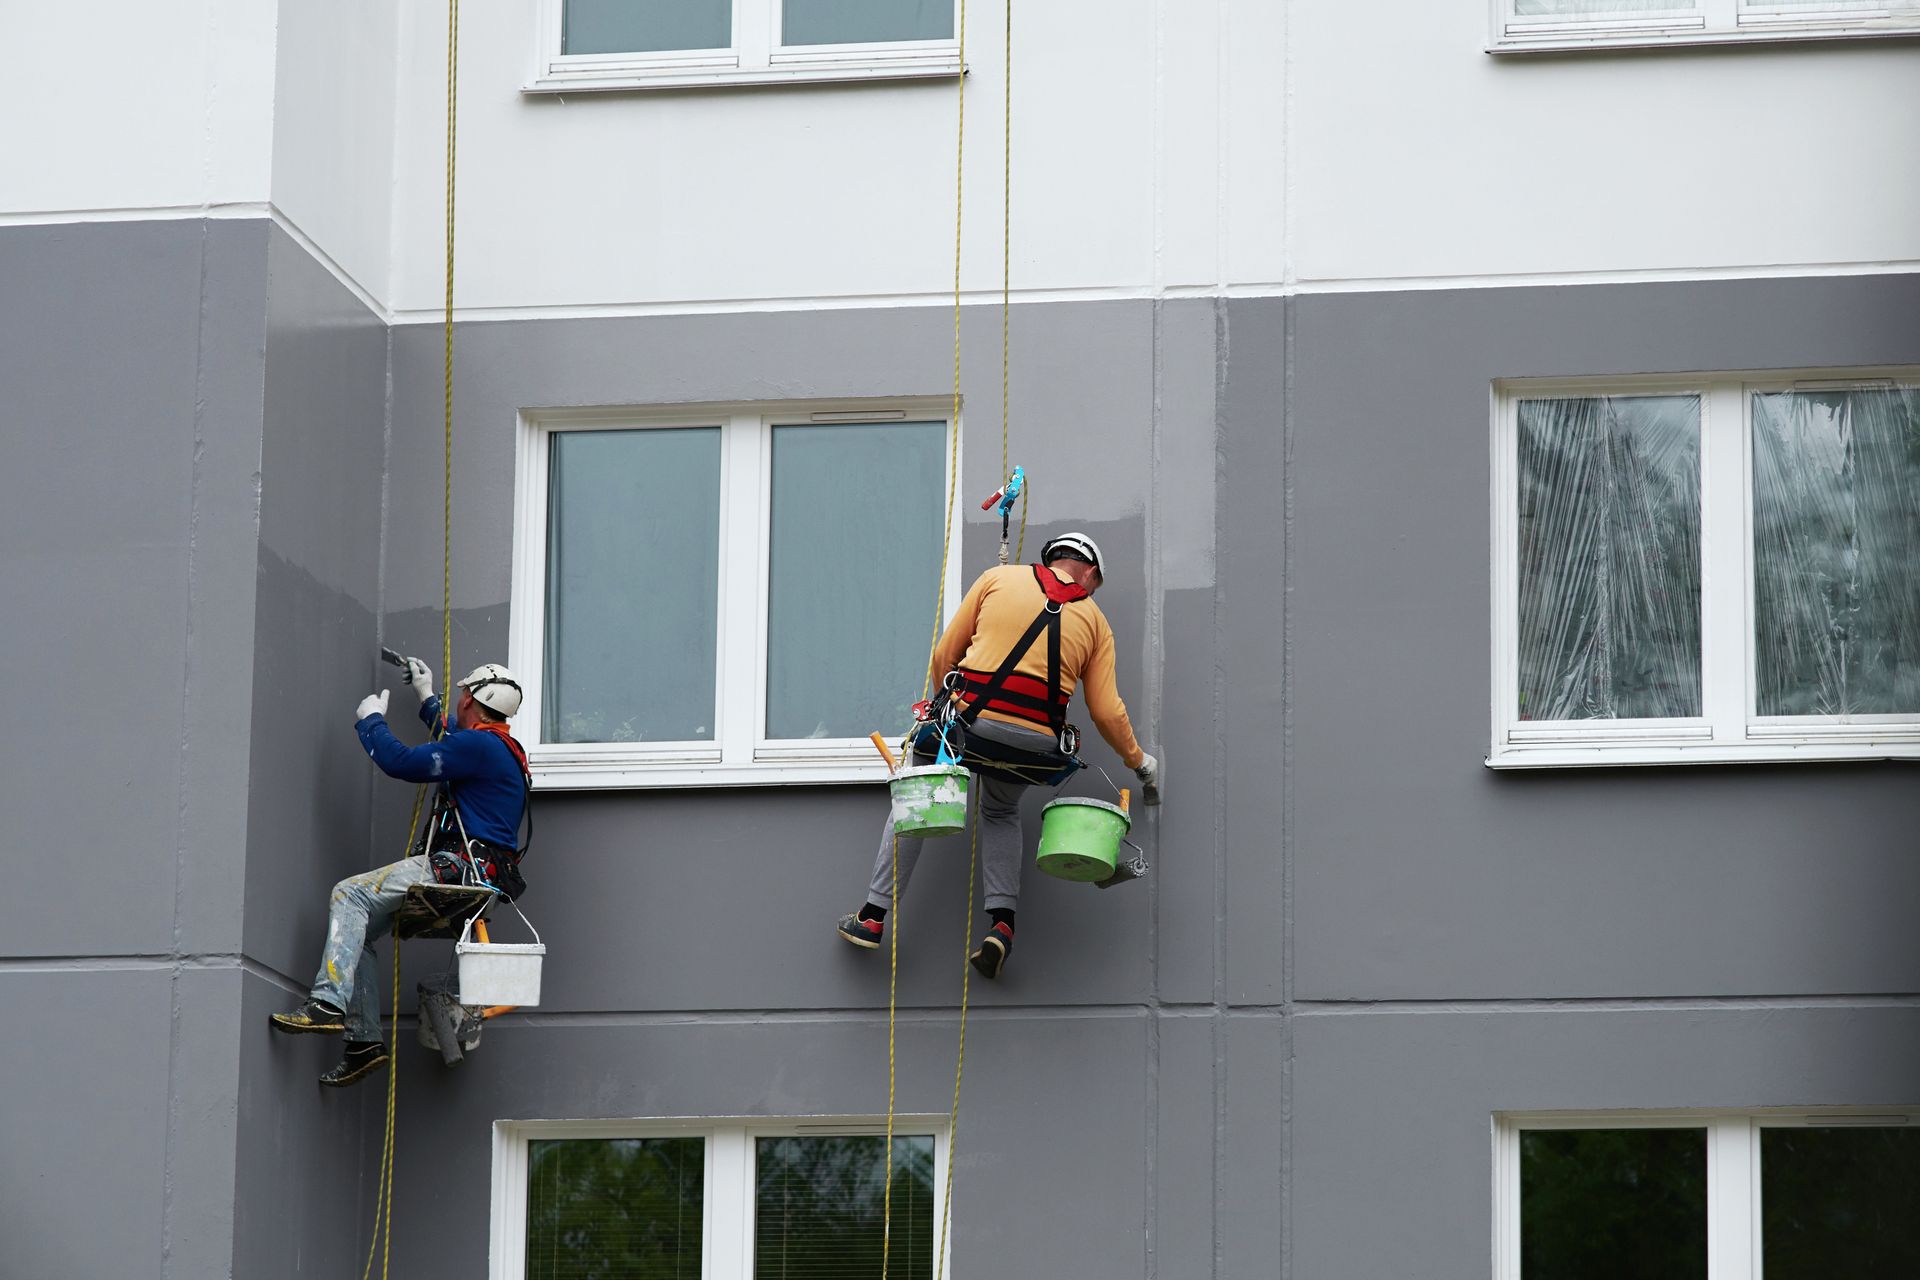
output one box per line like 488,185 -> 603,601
1494,1112 -> 1920,1279
1490,371 -> 1920,767
1489,0 -> 1920,51
493,1119 -> 948,1280
512,402 -> 958,788
530,0 -> 962,93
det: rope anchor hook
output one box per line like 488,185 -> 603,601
979,465 -> 1024,565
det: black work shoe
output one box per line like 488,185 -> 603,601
319,1040 -> 389,1088
969,922 -> 1014,979
837,913 -> 885,950
270,999 -> 346,1035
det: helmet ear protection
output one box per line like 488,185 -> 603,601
1040,532 -> 1105,583
456,663 -> 523,717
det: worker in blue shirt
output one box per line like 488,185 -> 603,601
270,660 -> 529,1087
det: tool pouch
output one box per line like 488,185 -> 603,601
469,841 -> 528,902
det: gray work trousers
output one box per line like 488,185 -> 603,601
865,718 -> 1057,915
310,854 -> 434,1042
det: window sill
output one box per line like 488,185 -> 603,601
1487,739 -> 1920,769
1489,16 -> 1920,53
524,54 -> 962,95
530,753 -> 893,790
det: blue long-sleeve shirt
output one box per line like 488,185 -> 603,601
355,695 -> 526,849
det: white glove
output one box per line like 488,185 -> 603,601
355,690 -> 390,722
402,656 -> 434,702
1133,751 -> 1162,805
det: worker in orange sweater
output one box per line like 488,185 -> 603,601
837,532 -> 1161,978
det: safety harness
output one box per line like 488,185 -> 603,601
420,721 -> 533,900
912,565 -> 1088,786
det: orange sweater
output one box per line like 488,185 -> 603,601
932,563 -> 1144,768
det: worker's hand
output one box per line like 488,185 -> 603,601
1133,752 -> 1162,805
355,690 -> 390,722
401,656 -> 434,701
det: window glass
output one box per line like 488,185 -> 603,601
526,1137 -> 705,1280
1515,0 -> 1695,13
1517,395 -> 1702,721
545,428 -> 722,744
564,0 -> 731,54
754,1135 -> 935,1280
1520,1128 -> 1708,1278
1751,389 -> 1920,718
1761,1126 -> 1920,1276
764,423 -> 946,741
782,0 -> 953,46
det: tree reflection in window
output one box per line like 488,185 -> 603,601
527,1137 -> 704,1280
754,1135 -> 934,1280
1520,1127 -> 1707,1278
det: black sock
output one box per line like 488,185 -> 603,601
344,1039 -> 384,1056
859,903 -> 887,923
988,908 -> 1016,934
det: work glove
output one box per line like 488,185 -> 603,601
401,656 -> 435,702
355,690 -> 390,722
1133,751 -> 1162,806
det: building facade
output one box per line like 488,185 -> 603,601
4,1 -> 1919,1276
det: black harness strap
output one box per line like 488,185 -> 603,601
957,603 -> 1065,732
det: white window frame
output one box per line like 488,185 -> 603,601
492,1115 -> 952,1280
1489,368 -> 1920,768
1489,0 -> 1920,52
1493,1109 -> 1920,1280
527,0 -> 963,94
512,399 -> 961,790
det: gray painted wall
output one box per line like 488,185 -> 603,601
366,297 -> 1234,1278
0,217 -> 395,1278
233,221 -> 392,1279
0,218 -> 273,1279
8,220 -> 1919,1278
1285,278 -> 1920,1002
1280,280 -> 1920,1277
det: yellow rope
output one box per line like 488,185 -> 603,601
933,796 -> 979,1280
442,0 -> 459,689
365,3 -> 459,1274
879,832 -> 901,1280
920,0 -> 970,705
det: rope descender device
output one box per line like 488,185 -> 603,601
980,465 -> 1025,565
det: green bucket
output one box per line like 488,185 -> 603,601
1035,797 -> 1132,882
889,764 -> 970,837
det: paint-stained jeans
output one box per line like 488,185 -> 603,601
865,718 -> 1057,915
310,855 -> 434,1042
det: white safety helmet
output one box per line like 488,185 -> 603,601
457,663 -> 523,718
1041,532 -> 1105,584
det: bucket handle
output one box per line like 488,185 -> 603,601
459,895 -> 541,949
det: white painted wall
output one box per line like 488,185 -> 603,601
1289,0 -> 1920,285
9,0 -> 1914,304
383,0 -> 1286,315
0,0 -> 276,216
270,0 -> 402,299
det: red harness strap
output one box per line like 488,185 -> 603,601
952,565 -> 1089,733
468,719 -> 530,780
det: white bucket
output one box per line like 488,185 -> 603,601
456,903 -> 545,1007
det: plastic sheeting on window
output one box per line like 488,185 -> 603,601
1517,396 -> 1701,721
1752,389 -> 1920,718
